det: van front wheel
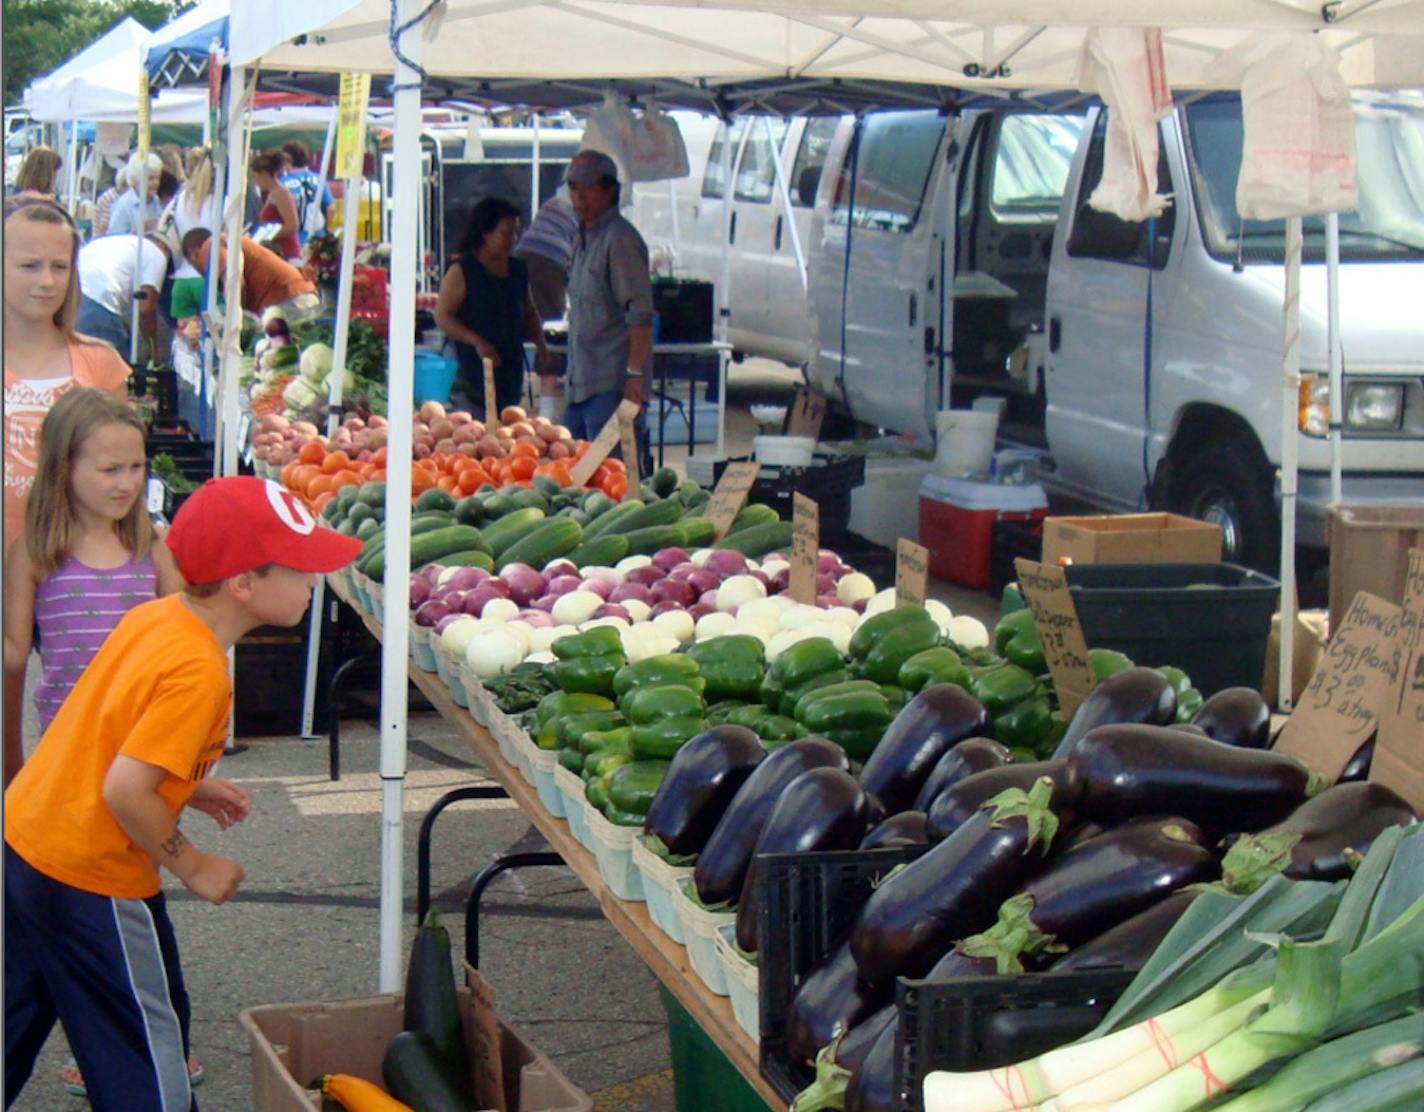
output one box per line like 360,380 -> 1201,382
1167,440 -> 1279,572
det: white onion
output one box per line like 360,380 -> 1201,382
465,628 -> 525,678
615,554 -> 653,574
836,571 -> 877,605
946,615 -> 990,651
737,597 -> 783,626
652,609 -> 695,644
499,621 -> 534,652
695,611 -> 737,641
552,590 -> 604,626
621,599 -> 652,623
766,627 -> 815,661
480,597 -> 520,624
862,587 -> 898,619
715,574 -> 768,612
581,615 -> 630,633
438,616 -> 483,655
924,599 -> 955,636
689,548 -> 714,567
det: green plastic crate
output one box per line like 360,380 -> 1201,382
658,986 -> 770,1112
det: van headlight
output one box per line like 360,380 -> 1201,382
1345,383 -> 1404,431
1297,376 -> 1329,437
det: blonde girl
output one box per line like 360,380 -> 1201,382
14,146 -> 63,198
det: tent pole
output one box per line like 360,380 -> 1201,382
65,123 -> 81,215
218,68 -> 253,478
716,119 -> 734,344
531,112 -> 541,224
1326,212 -> 1343,504
1278,215 -> 1302,713
203,57 -> 228,476
379,0 -> 422,995
764,117 -> 806,293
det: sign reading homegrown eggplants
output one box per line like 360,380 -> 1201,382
705,462 -> 761,540
790,493 -> 820,604
895,539 -> 929,607
1014,559 -> 1097,716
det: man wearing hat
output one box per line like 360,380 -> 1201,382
562,149 -> 655,457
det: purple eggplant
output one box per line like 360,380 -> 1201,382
859,811 -> 929,850
835,1004 -> 896,1076
911,737 -> 1013,812
962,817 -> 1217,971
693,737 -> 848,906
735,767 -> 870,952
850,777 -> 1060,987
857,685 -> 989,815
1055,820 -> 1107,855
1338,735 -> 1375,782
844,1018 -> 897,1112
924,760 -> 1076,843
1191,687 -> 1272,749
643,725 -> 765,857
1067,723 -> 1326,836
787,940 -> 889,1066
1051,889 -> 1202,973
1222,781 -> 1417,891
1051,667 -> 1177,758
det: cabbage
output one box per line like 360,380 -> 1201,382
283,377 -> 321,411
299,342 -> 334,384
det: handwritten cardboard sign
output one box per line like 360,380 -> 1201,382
570,399 -> 640,488
463,963 -> 507,1112
706,462 -> 761,540
1373,549 -> 1424,810
1274,590 -> 1405,782
896,539 -> 930,607
790,493 -> 820,605
1014,559 -> 1096,716
618,409 -> 641,491
785,387 -> 828,440
483,358 -> 497,428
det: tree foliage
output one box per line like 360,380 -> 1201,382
4,1 -> 189,106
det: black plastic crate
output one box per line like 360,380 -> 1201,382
1065,562 -> 1279,697
653,280 -> 714,342
757,846 -> 925,1103
990,518 -> 1043,595
895,968 -> 1136,1112
235,625 -> 333,736
130,365 -> 180,418
713,453 -> 866,544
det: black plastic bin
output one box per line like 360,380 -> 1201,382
1065,562 -> 1279,697
712,453 -> 866,545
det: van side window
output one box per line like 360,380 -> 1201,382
1066,110 -> 1176,268
991,114 -> 1084,219
790,117 -> 840,206
734,119 -> 790,203
831,110 -> 944,232
701,119 -> 750,199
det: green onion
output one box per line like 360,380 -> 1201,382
1299,1055 -> 1424,1111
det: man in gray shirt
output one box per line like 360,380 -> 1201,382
563,150 -> 654,458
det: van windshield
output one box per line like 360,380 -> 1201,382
1184,94 -> 1424,263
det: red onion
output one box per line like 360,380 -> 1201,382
703,550 -> 748,579
669,562 -> 700,582
650,599 -> 687,617
434,613 -> 467,635
817,593 -> 841,609
609,582 -> 654,605
463,584 -> 506,616
445,565 -> 493,593
479,576 -> 512,599
698,588 -> 720,609
623,565 -> 667,587
543,559 -> 578,579
547,574 -> 583,597
747,569 -> 771,588
499,563 -> 548,607
851,598 -> 868,613
651,547 -> 690,572
816,572 -> 837,595
685,568 -> 720,596
650,577 -> 697,608
769,567 -> 791,592
688,602 -> 714,620
414,599 -> 451,627
409,576 -> 432,609
593,603 -> 632,622
531,593 -> 559,612
518,609 -> 554,627
420,564 -> 445,585
582,576 -> 614,600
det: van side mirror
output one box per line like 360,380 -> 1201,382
796,165 -> 822,205
1065,202 -> 1145,261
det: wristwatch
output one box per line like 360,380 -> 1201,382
626,367 -> 644,377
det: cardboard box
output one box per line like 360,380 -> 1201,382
1327,504 -> 1424,633
240,978 -> 591,1112
1260,609 -> 1330,706
1042,512 -> 1221,566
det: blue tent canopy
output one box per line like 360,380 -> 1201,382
145,0 -> 229,88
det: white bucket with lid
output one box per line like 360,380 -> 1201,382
934,409 -> 999,477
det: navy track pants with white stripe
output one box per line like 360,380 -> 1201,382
4,845 -> 195,1111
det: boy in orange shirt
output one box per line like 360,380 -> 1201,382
4,476 -> 361,1110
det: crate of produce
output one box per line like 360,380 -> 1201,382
630,834 -> 692,944
712,452 -> 866,542
755,846 -> 925,1102
1064,562 -> 1279,697
553,763 -> 595,851
895,968 -> 1136,1112
716,924 -> 761,1042
240,986 -> 591,1112
672,877 -> 735,997
129,364 -> 180,418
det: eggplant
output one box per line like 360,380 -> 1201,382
1052,667 -> 1177,758
911,737 -> 1013,812
1190,687 -> 1271,749
1066,723 -> 1326,836
850,777 -> 1060,987
1222,781 -> 1417,891
844,1016 -> 897,1112
1338,735 -> 1375,782
693,736 -> 849,905
735,767 -> 870,952
1055,820 -> 1107,855
787,940 -> 890,1066
642,725 -> 765,856
1051,889 -> 1202,973
859,810 -> 929,850
857,685 -> 989,815
835,1004 -> 896,1077
924,760 -> 1076,844
962,817 -> 1217,971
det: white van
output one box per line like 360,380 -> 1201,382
633,97 -> 1424,568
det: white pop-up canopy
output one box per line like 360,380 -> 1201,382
23,17 -> 153,122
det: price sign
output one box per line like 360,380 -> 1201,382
464,966 -> 507,1109
895,539 -> 930,607
136,70 -> 151,163
785,387 -> 828,440
570,399 -> 640,488
335,73 -> 372,180
483,358 -> 497,428
705,462 -> 760,540
1371,549 -> 1424,810
146,477 -> 165,515
1275,590 -> 1406,781
1014,559 -> 1096,716
618,409 -> 641,491
790,493 -> 820,605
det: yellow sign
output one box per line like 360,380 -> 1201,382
136,70 -> 151,163
335,73 -> 372,180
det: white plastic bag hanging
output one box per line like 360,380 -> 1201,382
1079,27 -> 1173,222
580,93 -> 690,184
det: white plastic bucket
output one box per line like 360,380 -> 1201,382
934,409 -> 999,477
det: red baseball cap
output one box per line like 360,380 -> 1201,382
167,477 -> 363,583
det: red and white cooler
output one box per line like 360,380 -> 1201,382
918,474 -> 1048,589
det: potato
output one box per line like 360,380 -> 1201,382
500,405 -> 527,425
418,400 -> 447,423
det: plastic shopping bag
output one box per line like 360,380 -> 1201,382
1079,27 -> 1174,223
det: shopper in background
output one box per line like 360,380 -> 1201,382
90,160 -> 130,237
280,140 -> 332,247
74,231 -> 172,361
105,151 -> 163,236
12,146 -> 62,199
514,187 -> 578,322
3,197 -> 131,557
163,149 -> 218,313
563,150 -> 653,456
3,475 -> 363,1110
435,195 -> 552,416
250,149 -> 302,263
182,230 -> 319,320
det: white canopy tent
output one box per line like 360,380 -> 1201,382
22,17 -> 152,123
228,0 -> 1424,992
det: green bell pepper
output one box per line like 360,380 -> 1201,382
1000,582 -> 1027,617
849,605 -> 937,660
968,663 -> 1039,717
585,777 -> 611,810
631,716 -> 705,760
861,621 -> 942,684
1003,625 -> 1047,676
1088,648 -> 1134,681
536,719 -> 562,751
800,690 -> 894,735
558,747 -> 586,773
585,748 -> 633,782
1156,665 -> 1193,696
685,635 -> 767,700
704,700 -> 750,725
727,704 -> 777,731
613,654 -> 703,698
879,684 -> 910,711
552,625 -> 624,660
771,637 -> 844,689
607,760 -> 671,816
757,714 -> 804,742
604,805 -> 648,827
578,726 -> 634,759
778,667 -> 850,717
991,696 -> 1055,753
759,670 -> 784,711
561,711 -> 627,752
535,690 -> 615,728
792,680 -> 883,722
993,608 -> 1038,655
553,652 -> 624,696
897,646 -> 970,693
622,683 -> 707,725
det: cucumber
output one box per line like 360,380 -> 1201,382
410,511 -> 454,534
603,497 -> 684,535
568,534 -> 629,568
414,487 -> 455,514
729,503 -> 781,534
495,517 -> 584,571
650,467 -> 681,497
479,491 -> 519,519
582,498 -> 646,540
509,487 -> 548,512
357,480 -> 386,507
451,495 -> 484,526
367,525 -> 490,578
355,517 -> 381,541
582,490 -> 617,520
532,473 -> 563,499
679,490 -> 710,515
678,516 -> 717,549
621,524 -> 686,556
382,1031 -> 473,1112
714,520 -> 794,557
434,549 -> 494,572
676,478 -> 704,501
479,506 -> 547,558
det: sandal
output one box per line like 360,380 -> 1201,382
61,1054 -> 204,1097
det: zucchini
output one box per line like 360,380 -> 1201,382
677,516 -> 717,549
401,912 -> 469,1098
382,1031 -> 472,1112
728,503 -> 781,534
607,498 -> 684,535
714,520 -> 794,557
621,524 -> 687,556
496,517 -> 584,571
582,498 -> 646,540
367,525 -> 489,579
434,549 -> 494,572
568,534 -> 630,568
479,506 -> 546,557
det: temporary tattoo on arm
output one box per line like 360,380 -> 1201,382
160,829 -> 189,858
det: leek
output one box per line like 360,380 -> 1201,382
1301,1056 -> 1424,1111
